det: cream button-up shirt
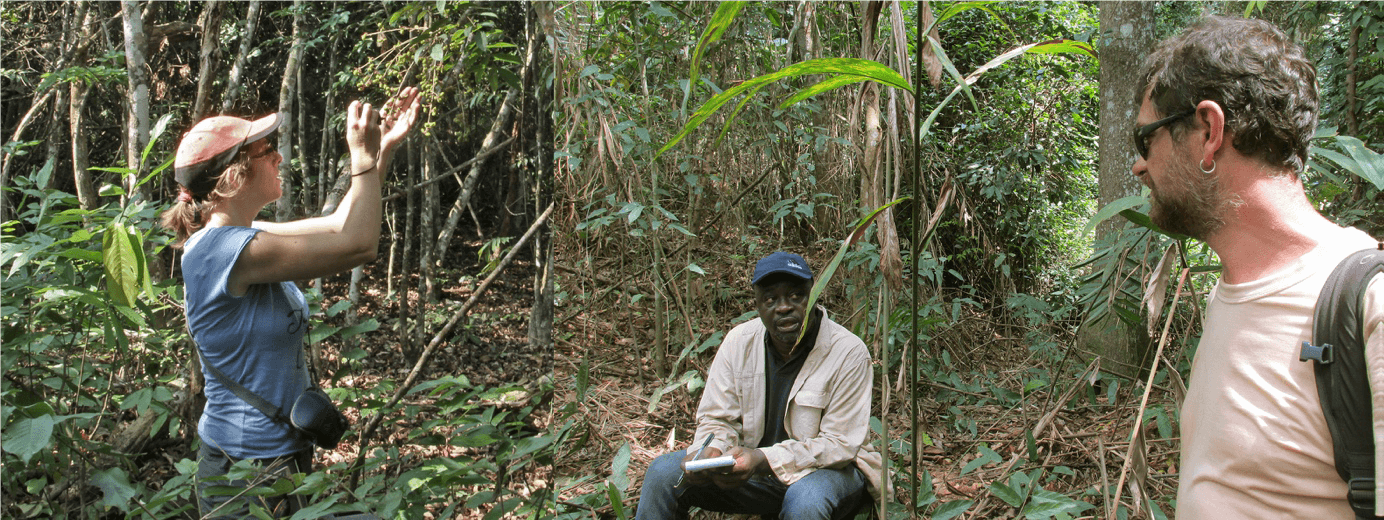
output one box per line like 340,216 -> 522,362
693,310 -> 885,496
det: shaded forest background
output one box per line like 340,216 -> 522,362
3,1 -> 556,518
547,1 -> 1381,519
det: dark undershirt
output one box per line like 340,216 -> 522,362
758,307 -> 822,448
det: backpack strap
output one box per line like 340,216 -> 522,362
201,357 -> 292,427
1300,245 -> 1384,519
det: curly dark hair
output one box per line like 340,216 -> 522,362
1135,15 -> 1318,175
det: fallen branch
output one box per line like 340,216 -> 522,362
347,202 -> 553,482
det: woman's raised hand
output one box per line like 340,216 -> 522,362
377,87 -> 421,172
346,100 -> 382,175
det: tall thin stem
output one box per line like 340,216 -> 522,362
909,1 -> 924,517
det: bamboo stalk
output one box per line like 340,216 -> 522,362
1109,267 -> 1189,519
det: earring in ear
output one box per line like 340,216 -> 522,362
1199,158 -> 1216,174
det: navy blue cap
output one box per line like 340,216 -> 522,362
752,251 -> 813,285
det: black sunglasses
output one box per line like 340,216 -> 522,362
1132,110 -> 1194,160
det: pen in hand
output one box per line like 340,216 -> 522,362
675,434 -> 715,487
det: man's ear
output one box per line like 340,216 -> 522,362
1195,100 -> 1227,165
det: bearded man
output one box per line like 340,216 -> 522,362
1130,15 -> 1383,518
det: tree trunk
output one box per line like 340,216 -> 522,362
72,2 -> 97,209
400,143 -> 418,357
120,0 -> 152,204
1078,1 -> 1159,380
1345,25 -> 1359,137
1095,1 -> 1155,226
221,0 -> 261,113
317,36 -> 340,209
433,89 -> 519,263
420,141 -> 439,303
192,1 -> 219,121
274,0 -> 303,221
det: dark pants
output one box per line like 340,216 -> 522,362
197,442 -> 312,519
635,449 -> 869,520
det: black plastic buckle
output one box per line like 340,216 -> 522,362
1299,341 -> 1334,364
1347,477 -> 1374,515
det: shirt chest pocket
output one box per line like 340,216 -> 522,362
787,389 -> 827,438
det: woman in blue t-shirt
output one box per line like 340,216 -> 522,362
159,88 -> 419,518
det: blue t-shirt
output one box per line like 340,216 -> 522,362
184,226 -> 311,459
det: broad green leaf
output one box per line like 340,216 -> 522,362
336,319 -> 380,339
926,36 -> 978,111
991,482 -> 1023,507
288,494 -> 340,520
610,441 -> 631,492
780,76 -> 870,109
90,467 -> 139,513
1335,136 -> 1384,190
2,413 -> 54,463
794,198 -> 908,346
607,482 -> 628,520
1026,38 -> 1098,60
1083,195 -> 1145,237
1118,208 -> 1190,241
140,113 -> 174,164
646,385 -> 666,414
1022,489 -> 1094,518
686,2 -> 746,114
307,325 -> 340,345
660,58 -> 910,158
935,2 -> 1003,29
102,223 -> 141,307
931,499 -> 974,520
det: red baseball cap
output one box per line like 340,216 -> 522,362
174,113 -> 281,196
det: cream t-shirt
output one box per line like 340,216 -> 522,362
1177,226 -> 1383,519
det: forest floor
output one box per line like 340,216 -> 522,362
551,246 -> 1183,520
94,238 -> 551,520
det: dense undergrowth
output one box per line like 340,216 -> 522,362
0,140 -> 556,519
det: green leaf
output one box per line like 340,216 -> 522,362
1026,38 -> 1099,60
1118,209 -> 1190,241
960,444 -> 1003,475
1084,195 -> 1145,237
141,113 -> 174,165
1022,489 -> 1093,518
101,223 -> 141,307
607,482 -> 628,520
687,262 -> 705,275
288,494 -> 340,520
779,75 -> 871,109
90,467 -> 139,512
2,413 -> 54,463
661,58 -> 910,158
931,499 -> 974,520
1334,136 -> 1384,190
337,319 -> 380,339
610,441 -> 631,492
686,2 -> 746,113
935,2 -> 1002,28
991,482 -> 1023,507
795,198 -> 908,346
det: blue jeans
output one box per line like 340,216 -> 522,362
635,449 -> 869,520
196,442 -> 380,519
197,442 -> 312,518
